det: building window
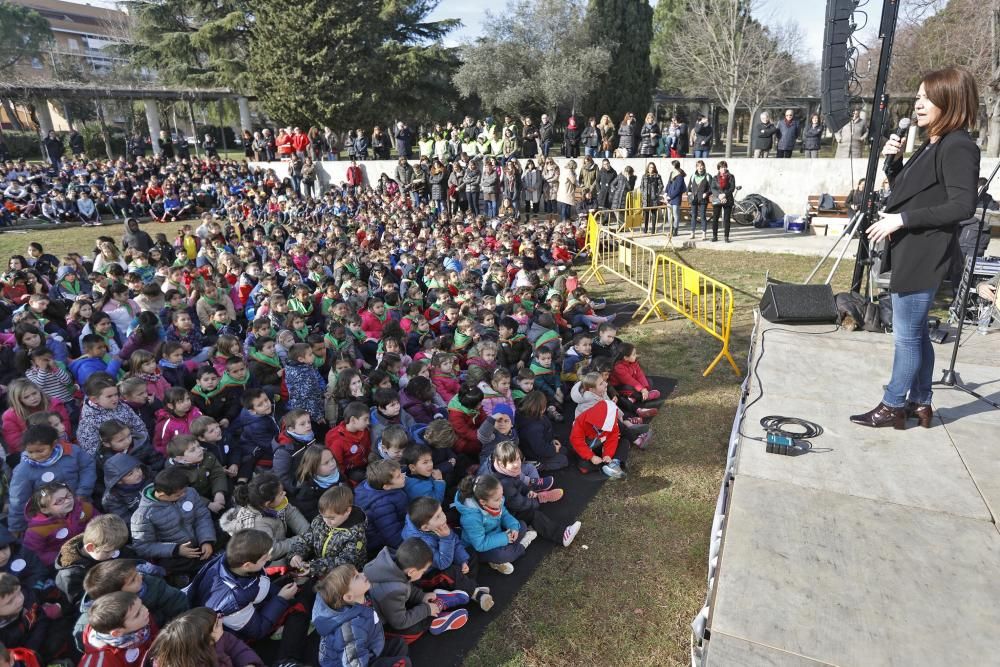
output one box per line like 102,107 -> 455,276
30,57 -> 43,69
67,38 -> 79,51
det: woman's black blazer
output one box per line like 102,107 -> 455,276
883,129 -> 979,292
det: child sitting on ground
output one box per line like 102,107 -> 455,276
153,387 -> 203,455
227,389 -> 279,482
515,391 -> 569,472
313,564 -> 413,667
354,460 -> 408,557
529,348 -> 563,422
270,409 -> 317,491
325,401 -> 372,486
53,514 -> 138,606
447,384 -> 485,462
369,389 -> 416,449
119,377 -> 162,440
288,485 -> 367,579
77,558 -> 188,634
23,482 -> 96,567
164,434 -> 227,513
77,373 -> 150,456
283,343 -> 327,430
400,445 -> 445,503
363,538 -> 469,642
78,591 -> 157,667
453,474 -> 534,576
400,496 -> 493,612
101,454 -> 152,524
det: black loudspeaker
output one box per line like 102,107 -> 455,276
821,0 -> 859,134
759,284 -> 839,323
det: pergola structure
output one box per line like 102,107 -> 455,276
0,79 -> 256,157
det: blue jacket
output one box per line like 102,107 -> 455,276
187,552 -> 290,641
515,413 -> 559,461
130,486 -> 216,559
402,473 -> 444,504
68,355 -> 109,386
353,481 -> 407,553
666,173 -> 686,205
284,359 -> 325,422
452,491 -> 519,554
368,407 -> 416,449
227,409 -> 279,462
8,444 -> 97,533
313,594 -> 384,667
399,515 -> 469,571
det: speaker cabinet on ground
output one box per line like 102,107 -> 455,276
759,284 -> 839,324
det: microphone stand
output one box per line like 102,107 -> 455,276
933,159 -> 1000,410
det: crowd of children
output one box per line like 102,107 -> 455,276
0,173 -> 666,666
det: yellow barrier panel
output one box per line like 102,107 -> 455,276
581,213 -> 656,317
624,191 -> 642,230
641,254 -> 741,377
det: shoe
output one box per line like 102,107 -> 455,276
429,608 -> 469,634
601,460 -> 627,479
489,562 -> 514,575
725,237 -> 730,243
474,587 -> 494,612
536,488 -> 564,503
626,416 -> 643,425
625,422 -> 650,436
527,475 -> 554,491
849,402 -> 906,429
700,231 -> 707,240
562,521 -> 582,547
591,298 -> 607,310
636,407 -> 659,419
633,432 -> 652,450
905,402 -> 933,428
711,237 -> 718,242
519,529 -> 538,549
432,589 -> 470,610
646,389 -> 661,401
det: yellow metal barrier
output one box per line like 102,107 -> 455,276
641,254 -> 741,377
581,212 -> 657,317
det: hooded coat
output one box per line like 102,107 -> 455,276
101,453 -> 149,523
353,481 -> 407,553
8,443 -> 96,534
130,485 -> 216,559
362,546 -> 430,631
313,593 -> 386,667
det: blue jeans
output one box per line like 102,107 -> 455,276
478,520 -> 528,564
585,146 -> 598,158
541,140 -> 552,157
484,199 -> 497,218
559,202 -> 572,221
691,202 -> 708,233
694,149 -> 710,158
669,203 -> 680,232
883,288 -> 937,407
467,192 -> 480,215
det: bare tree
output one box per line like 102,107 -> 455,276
741,21 -> 805,157
665,0 -> 760,157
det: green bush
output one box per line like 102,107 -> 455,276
1,131 -> 44,160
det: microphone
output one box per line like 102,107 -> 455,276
883,117 -> 912,174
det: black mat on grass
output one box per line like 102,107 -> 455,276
407,367 -> 677,666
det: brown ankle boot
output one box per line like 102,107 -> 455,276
850,402 -> 907,429
905,402 -> 933,428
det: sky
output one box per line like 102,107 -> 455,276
428,0 -> 848,59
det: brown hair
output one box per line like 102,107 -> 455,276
318,485 -> 353,514
317,564 -> 358,609
922,67 -> 979,137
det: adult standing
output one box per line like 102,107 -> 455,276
639,162 -> 664,233
665,160 -> 686,235
291,127 -> 310,159
480,158 -> 499,218
429,159 -> 447,213
542,158 -> 560,214
262,128 -> 277,160
774,109 -> 800,158
578,155 -> 598,211
42,131 -> 64,169
463,159 -> 481,216
538,114 -> 554,158
522,117 -> 540,159
852,67 -> 979,429
834,109 -> 868,158
395,157 -> 415,206
598,115 -> 616,158
803,114 -> 824,158
324,126 -> 339,159
610,165 -> 634,227
563,117 -> 581,158
618,112 -> 637,157
556,159 -> 577,222
521,159 -> 543,216
639,113 -> 659,158
502,158 -> 522,214
371,126 -> 390,160
673,115 -> 690,157
581,117 -> 601,158
687,160 -> 711,239
68,128 -> 85,157
242,129 -> 254,160
709,161 -> 736,242
595,158 -> 617,210
122,217 -> 153,253
752,112 -> 777,158
693,115 -> 712,158
395,122 -> 413,159
158,130 -> 175,159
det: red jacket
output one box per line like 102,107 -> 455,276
448,405 -> 485,457
325,424 -> 371,480
276,133 -> 294,156
569,399 -> 621,461
346,165 -> 363,186
609,359 -> 651,397
79,621 -> 157,667
153,407 -> 204,455
359,309 -> 387,340
290,133 -> 310,153
2,397 -> 73,454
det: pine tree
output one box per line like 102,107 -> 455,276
248,0 -> 458,128
650,0 -> 688,92
585,0 -> 655,120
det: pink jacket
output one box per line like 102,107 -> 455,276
23,498 -> 96,567
153,406 -> 204,454
1,398 -> 73,454
478,382 -> 515,417
432,371 -> 461,403
141,374 -> 171,403
359,309 -> 387,340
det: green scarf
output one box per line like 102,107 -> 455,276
453,331 -> 472,351
529,360 -> 554,377
447,394 -> 479,416
249,348 -> 282,369
59,279 -> 81,295
324,334 -> 352,351
293,326 -> 310,342
533,329 -> 559,351
219,371 -> 249,390
288,298 -> 313,315
512,388 -> 527,400
192,384 -> 221,400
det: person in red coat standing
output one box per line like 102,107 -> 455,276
275,128 -> 294,160
290,127 -> 311,158
346,159 -> 363,195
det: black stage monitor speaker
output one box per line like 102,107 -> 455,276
759,284 -> 839,323
821,0 -> 860,133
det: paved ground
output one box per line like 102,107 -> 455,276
702,319 -> 1000,666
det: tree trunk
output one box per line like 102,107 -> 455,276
94,100 -> 113,160
1,99 -> 22,131
724,101 -> 737,158
746,105 -> 760,158
989,93 -> 1000,158
187,100 -> 200,158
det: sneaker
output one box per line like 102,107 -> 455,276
562,521 -> 582,547
489,562 -> 514,575
473,587 -> 494,612
633,432 -> 653,450
626,416 -> 644,425
625,422 -> 650,436
591,298 -> 606,310
519,529 -> 538,549
432,589 -> 470,610
429,608 -> 469,634
527,475 -> 554,492
636,407 -> 659,419
602,460 -> 627,480
536,488 -> 564,503
647,389 -> 661,401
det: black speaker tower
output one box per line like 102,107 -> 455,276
821,0 -> 859,134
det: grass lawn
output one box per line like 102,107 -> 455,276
0,220 -> 192,260
2,224 -> 857,665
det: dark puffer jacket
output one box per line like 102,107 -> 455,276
288,506 -> 368,578
353,481 -> 407,554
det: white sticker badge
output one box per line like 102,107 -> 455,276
10,559 -> 25,573
182,501 -> 194,512
40,472 -> 55,482
55,528 -> 69,539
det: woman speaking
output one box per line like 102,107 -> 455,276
851,66 -> 980,430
